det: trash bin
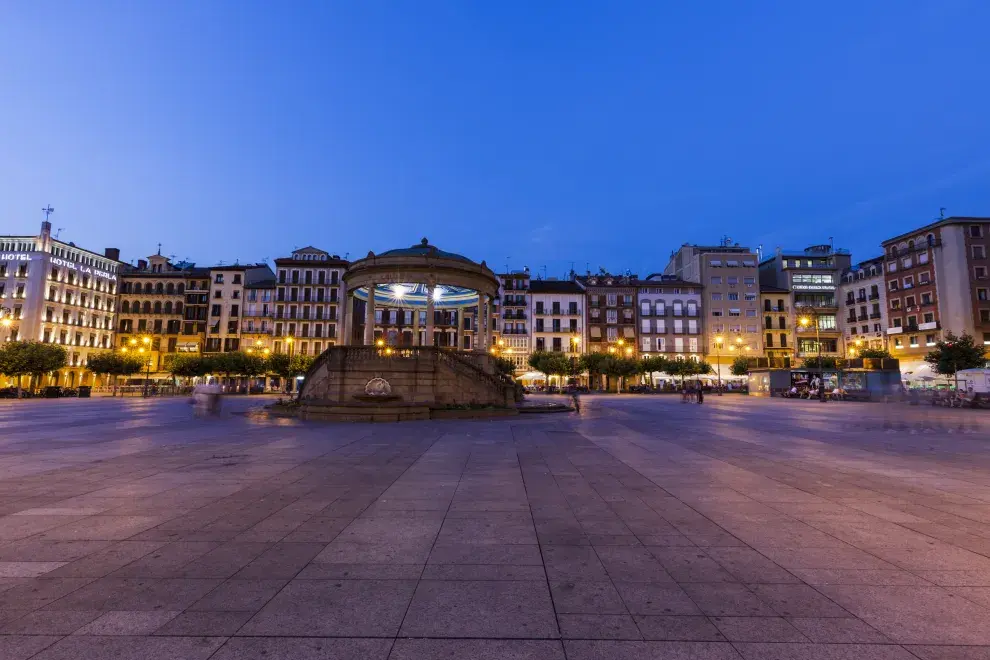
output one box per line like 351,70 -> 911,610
44,386 -> 62,398
77,386 -> 92,398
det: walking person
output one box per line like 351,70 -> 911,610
696,380 -> 704,404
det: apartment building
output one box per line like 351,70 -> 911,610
529,279 -> 585,359
576,273 -> 638,356
881,217 -> 990,373
838,256 -> 886,353
117,254 -> 210,376
205,264 -> 275,354
497,270 -> 531,369
0,220 -> 122,387
760,244 -> 851,363
273,247 -> 348,355
665,242 -> 762,371
760,285 -> 793,360
636,274 -> 703,359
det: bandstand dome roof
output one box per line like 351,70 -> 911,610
377,238 -> 474,264
352,283 -> 480,309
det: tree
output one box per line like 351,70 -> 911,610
86,351 -> 144,396
858,348 -> 892,359
579,352 -> 611,391
730,356 -> 750,377
266,353 -> 314,393
164,354 -> 212,384
640,356 -> 668,387
665,357 -> 711,387
492,356 -> 516,378
0,341 -> 32,397
925,332 -> 987,380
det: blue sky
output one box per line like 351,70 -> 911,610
2,1 -> 989,277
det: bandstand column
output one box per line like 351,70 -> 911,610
426,286 -> 435,347
412,307 -> 421,346
364,283 -> 377,345
478,295 -> 489,352
341,291 -> 353,346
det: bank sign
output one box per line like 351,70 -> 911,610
51,257 -> 117,281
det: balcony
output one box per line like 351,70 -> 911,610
763,305 -> 788,313
845,298 -> 856,306
869,312 -> 881,319
918,320 -> 939,331
869,293 -> 880,300
846,316 -> 857,323
857,314 -> 867,321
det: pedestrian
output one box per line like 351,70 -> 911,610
696,380 -> 704,404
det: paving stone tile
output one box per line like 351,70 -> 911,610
550,580 -> 627,615
732,642 -> 919,659
313,539 -> 433,565
595,545 -> 674,583
154,610 -> 253,635
543,545 -> 609,580
0,577 -> 95,609
557,614 -> 642,639
437,515 -> 538,545
748,583 -> 850,617
232,542 -> 325,578
650,547 -> 739,583
710,616 -> 809,642
30,635 -> 226,660
420,563 -> 545,580
0,635 -> 63,660
906,646 -> 990,659
401,579 -> 558,637
211,637 -> 395,659
634,615 -> 725,641
0,539 -> 111,562
0,561 -> 68,577
75,609 -> 180,635
679,583 -> 777,617
788,569 -> 928,586
37,516 -> 162,541
390,639 -> 564,660
428,542 -> 543,565
787,617 -> 891,643
238,579 -> 417,636
816,584 -> 990,644
705,547 -> 800,583
187,578 -> 289,611
562,639 -> 743,659
613,581 -> 702,615
0,609 -> 102,634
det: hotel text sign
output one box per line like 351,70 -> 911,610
51,257 -> 117,281
1,253 -> 31,262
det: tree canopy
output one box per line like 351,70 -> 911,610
730,356 -> 750,377
925,332 -> 987,376
857,348 -> 892,359
87,351 -> 145,378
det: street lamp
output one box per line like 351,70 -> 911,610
713,335 -> 724,394
137,346 -> 152,397
286,335 -> 294,357
799,314 -> 825,402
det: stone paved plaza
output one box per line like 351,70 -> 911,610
1,395 -> 990,659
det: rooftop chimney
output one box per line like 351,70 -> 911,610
104,247 -> 120,261
137,259 -> 148,270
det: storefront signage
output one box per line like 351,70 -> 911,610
51,257 -> 117,281
0,253 -> 31,261
792,284 -> 835,291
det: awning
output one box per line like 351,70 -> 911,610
623,327 -> 635,338
590,327 -> 602,338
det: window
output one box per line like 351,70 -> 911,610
893,318 -> 902,328
710,276 -> 722,285
214,274 -> 224,284
888,262 -> 897,273
978,288 -> 988,302
889,281 -> 899,291
641,337 -> 652,352
921,292 -> 932,305
606,309 -> 617,324
744,293 -> 757,301
728,308 -> 741,317
711,309 -> 723,317
765,332 -> 773,348
745,309 -> 757,317
905,296 -> 916,307
655,337 -> 665,352
973,245 -> 987,259
640,301 -> 651,315
909,336 -> 919,348
688,337 -> 699,353
926,334 -> 937,346
893,337 -> 903,348
742,260 -> 755,267
606,294 -> 617,306
970,224 -> 984,238
711,293 -> 722,301
710,260 -> 722,267
606,327 -> 618,341
976,266 -> 988,280
923,312 -> 934,323
919,272 -> 930,284
727,293 -> 739,301
233,274 -> 242,284
211,304 -> 221,317
674,337 -> 684,352
890,299 -> 900,309
744,277 -> 756,286
903,276 -> 914,289
981,309 -> 990,323
726,260 -> 738,267
214,290 -> 222,299
727,276 -> 738,285
640,319 -> 651,333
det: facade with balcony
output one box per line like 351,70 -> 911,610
882,216 -> 990,378
529,279 -> 585,360
636,274 -> 703,360
575,274 -> 639,355
496,270 -> 531,369
838,256 -> 886,354
760,243 -> 851,363
117,254 -> 209,378
760,285 -> 793,359
666,242 -> 762,370
273,247 -> 347,355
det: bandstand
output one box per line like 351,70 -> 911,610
340,238 -> 500,352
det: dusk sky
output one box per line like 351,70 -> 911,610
3,1 -> 989,277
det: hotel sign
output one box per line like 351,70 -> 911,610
51,257 -> 117,281
1,253 -> 32,261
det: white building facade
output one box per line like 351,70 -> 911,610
636,275 -> 704,358
0,220 -> 122,386
529,280 -> 586,356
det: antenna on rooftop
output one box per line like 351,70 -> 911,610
939,207 -> 946,219
55,228 -> 64,240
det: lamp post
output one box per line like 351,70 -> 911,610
0,306 -> 12,342
713,335 -> 724,394
799,314 -> 825,402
